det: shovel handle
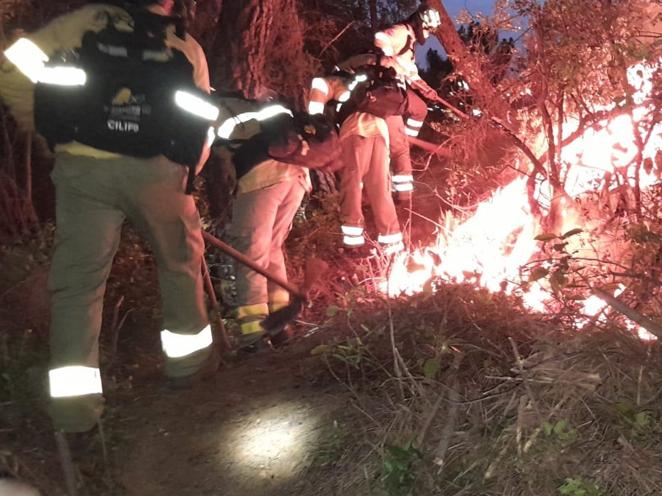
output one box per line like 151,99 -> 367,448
202,230 -> 305,300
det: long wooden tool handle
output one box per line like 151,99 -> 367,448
202,230 -> 305,299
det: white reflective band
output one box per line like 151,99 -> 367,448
311,77 -> 329,95
378,232 -> 403,244
375,33 -> 394,56
472,108 -> 483,117
161,324 -> 213,358
307,101 -> 325,115
206,126 -> 217,147
394,182 -> 414,192
406,118 -> 424,128
405,127 -> 420,137
175,90 -> 220,121
4,38 -> 48,83
383,240 -> 405,255
49,366 -> 102,398
392,175 -> 413,183
341,225 -> 364,236
343,235 -> 365,246
38,66 -> 86,86
338,90 -> 351,103
217,104 -> 292,139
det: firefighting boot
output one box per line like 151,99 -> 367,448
168,346 -> 221,389
395,190 -> 412,205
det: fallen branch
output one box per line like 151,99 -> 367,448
591,288 -> 662,339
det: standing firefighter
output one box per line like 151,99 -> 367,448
0,0 -> 218,433
336,67 -> 406,255
374,3 -> 442,201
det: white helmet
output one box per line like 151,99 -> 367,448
419,7 -> 441,30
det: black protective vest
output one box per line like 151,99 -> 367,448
34,7 -> 210,172
336,67 -> 407,125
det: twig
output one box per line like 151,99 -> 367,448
591,287 -> 662,339
319,21 -> 355,55
508,337 -> 543,421
54,430 -> 79,496
432,353 -> 463,473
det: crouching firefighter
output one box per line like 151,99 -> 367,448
1,0 -> 219,433
374,2 -> 443,201
336,66 -> 406,256
214,95 -> 341,350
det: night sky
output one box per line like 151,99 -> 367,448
416,0 -> 504,64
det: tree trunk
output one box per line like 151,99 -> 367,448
211,0 -> 310,102
190,0 -> 224,54
427,0 -> 508,116
213,0 -> 276,98
368,0 -> 378,32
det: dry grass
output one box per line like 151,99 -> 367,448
307,283 -> 662,496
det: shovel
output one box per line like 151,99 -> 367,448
201,230 -> 328,336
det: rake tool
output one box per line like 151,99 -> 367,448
201,230 -> 328,338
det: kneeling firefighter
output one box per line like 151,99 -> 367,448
1,0 -> 219,433
213,95 -> 341,350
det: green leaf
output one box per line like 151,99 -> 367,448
543,421 -> 553,436
535,233 -> 558,242
423,359 -> 440,379
562,228 -> 583,239
529,267 -> 549,282
310,344 -> 331,356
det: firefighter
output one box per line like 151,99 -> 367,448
214,95 -> 312,350
374,3 -> 443,201
337,69 -> 405,256
0,0 -> 217,433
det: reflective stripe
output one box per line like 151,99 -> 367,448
471,108 -> 483,117
405,127 -> 420,137
206,126 -> 217,147
38,66 -> 86,86
383,241 -> 405,255
236,303 -> 269,320
392,175 -> 413,183
338,90 -> 351,103
268,300 -> 290,313
378,232 -> 403,245
311,77 -> 329,94
217,104 -> 292,139
240,319 -> 264,335
374,32 -> 394,56
161,324 -> 213,359
307,101 -> 325,115
4,38 -> 48,83
406,118 -> 424,129
49,366 -> 102,398
394,182 -> 414,192
343,235 -> 365,246
341,225 -> 364,236
175,90 -> 220,121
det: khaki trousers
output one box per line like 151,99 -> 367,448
340,134 -> 400,236
49,153 -> 209,373
226,178 -> 306,334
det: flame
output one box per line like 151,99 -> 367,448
383,60 -> 660,340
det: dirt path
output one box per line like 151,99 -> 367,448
114,344 -> 351,496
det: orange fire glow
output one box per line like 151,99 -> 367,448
384,60 -> 660,339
